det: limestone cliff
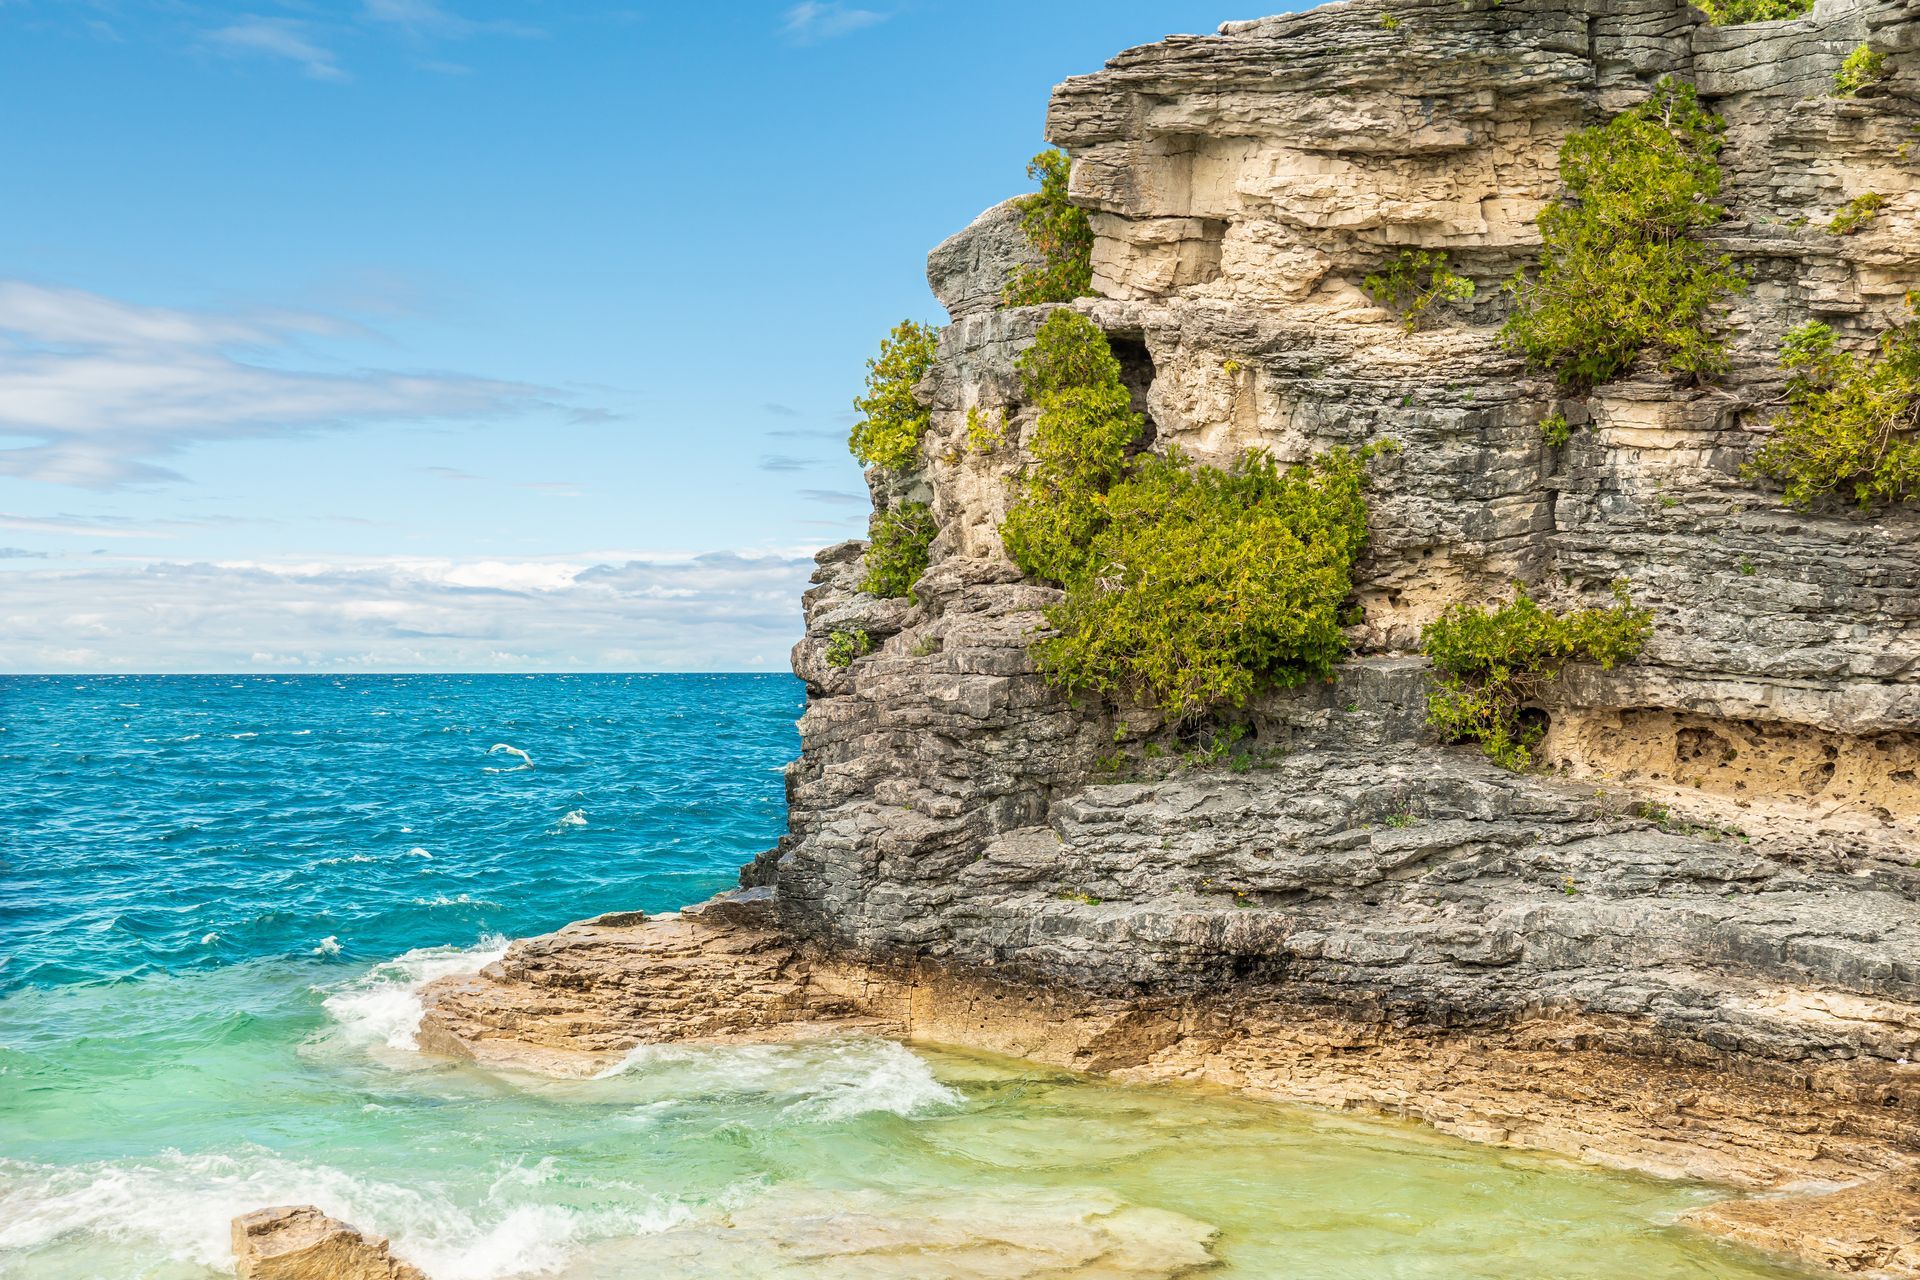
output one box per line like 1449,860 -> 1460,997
423,0 -> 1920,1273
760,0 -> 1920,1266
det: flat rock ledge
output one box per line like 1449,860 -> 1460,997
415,890 -> 1920,1280
232,1205 -> 428,1280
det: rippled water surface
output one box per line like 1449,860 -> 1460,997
0,675 -> 1813,1278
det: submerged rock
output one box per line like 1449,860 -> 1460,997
231,1205 -> 429,1280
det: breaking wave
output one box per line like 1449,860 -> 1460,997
320,937 -> 508,1051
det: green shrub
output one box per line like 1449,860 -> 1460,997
1422,584 -> 1651,770
964,405 -> 1006,453
998,311 -> 1383,721
862,501 -> 937,599
1541,410 -> 1572,446
1034,447 -> 1375,721
1379,11 -> 1403,30
849,320 -> 939,471
1747,308 -> 1920,509
824,629 -> 874,668
1827,192 -> 1885,235
1834,43 -> 1890,96
1363,250 -> 1475,331
1693,0 -> 1811,21
1504,79 -> 1744,388
1004,149 -> 1095,307
1000,311 -> 1142,583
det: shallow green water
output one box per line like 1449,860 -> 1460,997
0,949 -> 1814,1279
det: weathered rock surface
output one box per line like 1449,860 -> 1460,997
231,1206 -> 428,1280
429,0 -> 1920,1275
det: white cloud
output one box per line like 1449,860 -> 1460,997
206,17 -> 348,81
781,1 -> 887,44
0,551 -> 817,672
0,281 -> 563,488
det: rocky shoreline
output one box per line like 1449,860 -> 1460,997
422,0 -> 1918,1272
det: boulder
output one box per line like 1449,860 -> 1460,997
231,1205 -> 429,1280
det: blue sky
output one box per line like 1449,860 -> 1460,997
0,0 -> 1252,671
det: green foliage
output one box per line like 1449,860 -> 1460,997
1693,0 -> 1811,21
965,405 -> 1006,453
1379,10 -> 1403,29
998,310 -> 1383,721
1540,410 -> 1572,446
1000,311 -> 1143,583
1827,192 -> 1885,235
1834,43 -> 1890,96
1504,79 -> 1744,388
1363,250 -> 1475,331
849,321 -> 940,471
862,501 -> 937,599
824,629 -> 874,668
1004,149 -> 1095,307
1421,584 -> 1652,770
1032,448 -> 1376,721
1747,308 -> 1920,509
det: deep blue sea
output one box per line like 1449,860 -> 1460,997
0,674 -> 1811,1279
1,674 -> 799,991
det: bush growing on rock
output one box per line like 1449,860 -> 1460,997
1833,43 -> 1890,96
1421,584 -> 1651,770
1000,310 -> 1384,721
1004,150 -> 1095,307
862,501 -> 937,600
1826,193 -> 1885,236
849,321 -> 940,471
1037,447 -> 1376,720
1362,250 -> 1475,331
1747,306 -> 1920,509
1503,78 -> 1743,387
1000,311 -> 1143,583
1692,0 -> 1811,21
824,629 -> 874,668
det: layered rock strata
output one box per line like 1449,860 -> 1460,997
231,1206 -> 428,1280
427,0 -> 1920,1274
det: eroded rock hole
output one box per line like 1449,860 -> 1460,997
1106,332 -> 1160,453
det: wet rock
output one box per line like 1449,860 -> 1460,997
231,1206 -> 428,1280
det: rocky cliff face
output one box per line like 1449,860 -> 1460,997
749,0 -> 1920,1264
422,0 -> 1920,1273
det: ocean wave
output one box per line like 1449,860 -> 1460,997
484,743 -> 532,773
0,1148 -> 689,1280
320,937 -> 508,1052
596,1036 -> 961,1123
550,809 -> 587,833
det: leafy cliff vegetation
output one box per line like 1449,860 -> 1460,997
1505,79 -> 1742,387
1364,250 -> 1475,331
863,501 -> 936,599
1002,311 -> 1380,721
1693,0 -> 1811,22
1422,585 -> 1652,770
1748,305 -> 1920,509
1834,43 -> 1889,96
1004,150 -> 1095,307
849,321 -> 940,471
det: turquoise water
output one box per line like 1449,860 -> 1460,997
0,676 -> 1812,1278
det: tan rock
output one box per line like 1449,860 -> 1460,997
231,1205 -> 429,1280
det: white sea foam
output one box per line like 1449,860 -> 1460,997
597,1036 -> 961,1122
552,809 -> 587,832
0,1148 -> 688,1280
484,743 -> 532,772
321,936 -> 509,1052
407,846 -> 432,859
313,935 -> 342,957
199,932 -> 219,946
